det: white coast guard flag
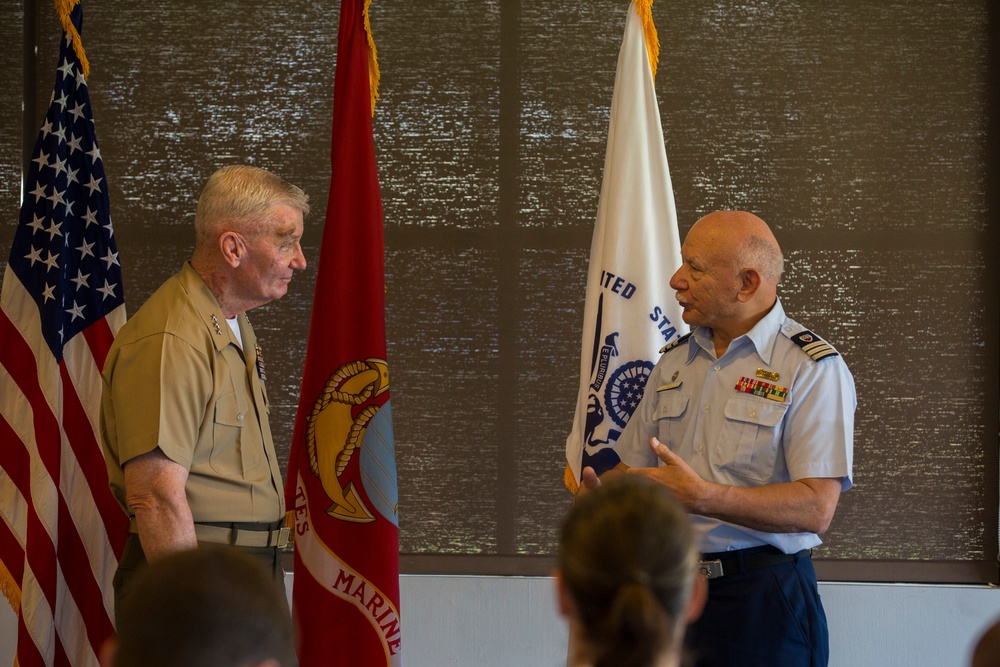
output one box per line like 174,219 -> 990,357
565,0 -> 687,491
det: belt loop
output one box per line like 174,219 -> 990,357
230,526 -> 240,546
736,549 -> 748,576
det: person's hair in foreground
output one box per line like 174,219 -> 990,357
972,616 -> 1000,667
106,547 -> 295,667
557,476 -> 706,667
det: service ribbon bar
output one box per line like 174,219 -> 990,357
735,376 -> 788,403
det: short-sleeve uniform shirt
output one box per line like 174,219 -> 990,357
616,299 -> 855,554
101,262 -> 284,523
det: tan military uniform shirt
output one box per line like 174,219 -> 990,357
101,262 -> 284,523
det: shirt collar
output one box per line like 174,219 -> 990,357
178,262 -> 241,353
687,298 -> 786,365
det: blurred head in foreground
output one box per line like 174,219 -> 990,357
104,547 -> 295,667
972,616 -> 1000,667
557,476 -> 706,667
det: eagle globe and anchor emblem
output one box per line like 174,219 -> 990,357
305,358 -> 398,526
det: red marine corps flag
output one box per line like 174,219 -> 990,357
0,1 -> 128,665
285,0 -> 401,665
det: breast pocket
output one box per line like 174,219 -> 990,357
716,396 -> 787,482
211,392 -> 248,476
653,393 -> 689,449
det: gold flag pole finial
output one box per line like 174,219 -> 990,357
54,0 -> 90,79
634,0 -> 660,79
364,0 -> 381,115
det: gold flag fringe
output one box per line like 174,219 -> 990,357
54,0 -> 90,80
563,463 -> 579,495
364,0 -> 380,115
0,557 -> 21,615
634,0 -> 660,79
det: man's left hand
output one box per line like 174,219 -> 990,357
627,437 -> 706,512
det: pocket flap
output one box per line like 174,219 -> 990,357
214,392 -> 245,427
655,394 -> 689,420
723,396 -> 786,427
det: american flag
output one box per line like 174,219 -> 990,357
0,4 -> 128,666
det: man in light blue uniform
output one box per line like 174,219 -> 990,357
581,210 -> 855,666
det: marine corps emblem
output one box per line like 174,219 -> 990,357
305,358 -> 396,524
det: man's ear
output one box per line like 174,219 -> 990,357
553,568 -> 574,618
220,231 -> 244,268
97,636 -> 118,667
686,573 -> 708,623
736,268 -> 762,303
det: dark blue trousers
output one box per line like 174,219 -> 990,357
686,550 -> 829,667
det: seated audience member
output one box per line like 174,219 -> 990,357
557,476 -> 707,667
102,547 -> 296,667
972,616 -> 1000,667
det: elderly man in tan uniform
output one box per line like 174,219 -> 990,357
101,165 -> 308,623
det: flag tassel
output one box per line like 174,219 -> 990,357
54,0 -> 90,78
363,0 -> 380,114
634,0 -> 660,78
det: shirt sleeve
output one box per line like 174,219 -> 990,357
782,353 -> 856,489
109,332 -> 211,470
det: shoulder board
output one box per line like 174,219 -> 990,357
788,330 -> 840,361
659,333 -> 692,354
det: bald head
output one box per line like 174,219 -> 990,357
689,211 -> 783,284
670,211 -> 783,349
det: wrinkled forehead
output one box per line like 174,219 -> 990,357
264,203 -> 304,238
682,219 -> 738,263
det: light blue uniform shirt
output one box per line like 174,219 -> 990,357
616,299 -> 856,554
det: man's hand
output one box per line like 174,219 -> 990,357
574,463 -> 629,503
629,437 -> 843,534
581,466 -> 602,490
627,437 -> 707,512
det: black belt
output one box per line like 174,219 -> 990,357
698,545 -> 811,580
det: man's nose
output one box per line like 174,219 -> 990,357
291,244 -> 307,270
669,267 -> 685,290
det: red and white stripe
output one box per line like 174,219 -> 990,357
1,267 -> 127,667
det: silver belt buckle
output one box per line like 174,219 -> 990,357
276,526 -> 291,548
699,559 -> 724,579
